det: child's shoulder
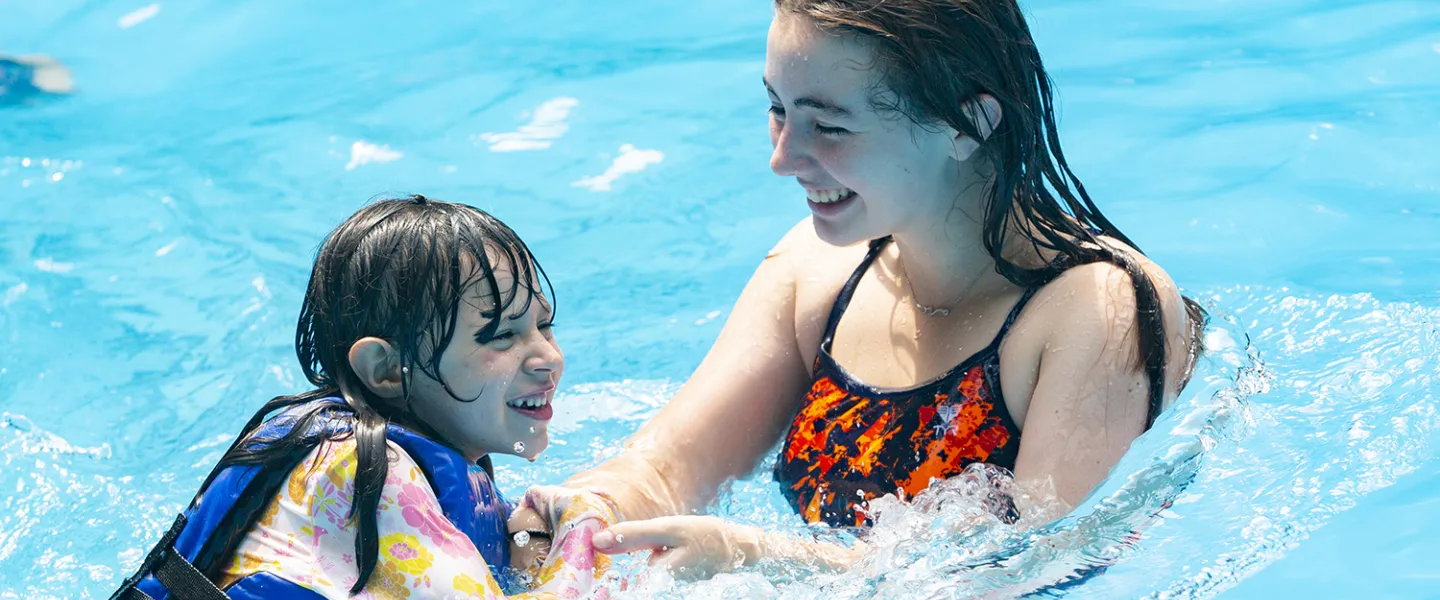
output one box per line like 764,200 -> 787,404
284,436 -> 432,506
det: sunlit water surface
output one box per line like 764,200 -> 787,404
1,0 -> 1437,598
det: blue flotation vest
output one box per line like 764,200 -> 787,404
113,398 -> 512,600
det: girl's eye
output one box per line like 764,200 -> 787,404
817,124 -> 851,136
768,105 -> 785,119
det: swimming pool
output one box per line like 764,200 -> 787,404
2,0 -> 1437,597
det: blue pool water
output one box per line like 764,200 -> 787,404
2,0 -> 1438,598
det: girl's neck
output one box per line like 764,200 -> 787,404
889,191 -> 1016,311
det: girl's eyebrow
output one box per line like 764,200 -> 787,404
764,78 -> 853,118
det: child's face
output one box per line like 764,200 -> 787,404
405,257 -> 562,462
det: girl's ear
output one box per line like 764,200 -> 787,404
948,94 -> 1003,162
347,337 -> 404,399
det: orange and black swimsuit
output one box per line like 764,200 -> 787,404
775,236 -> 1037,527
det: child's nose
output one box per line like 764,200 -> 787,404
525,338 -> 563,375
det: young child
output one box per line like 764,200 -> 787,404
110,196 -> 614,599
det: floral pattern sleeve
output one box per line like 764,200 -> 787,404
219,439 -> 614,599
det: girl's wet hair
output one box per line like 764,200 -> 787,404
187,195 -> 553,594
775,0 -> 1206,426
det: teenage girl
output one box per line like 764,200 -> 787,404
513,0 -> 1206,578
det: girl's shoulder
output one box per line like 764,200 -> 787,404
1032,235 -> 1187,335
760,217 -> 878,353
765,217 -> 875,299
1002,236 -> 1196,405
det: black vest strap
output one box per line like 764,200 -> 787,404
117,588 -> 155,600
153,547 -> 230,600
109,513 -> 231,600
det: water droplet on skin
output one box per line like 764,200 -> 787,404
615,533 -> 625,543
513,531 -> 530,547
513,441 -> 525,454
529,426 -> 536,433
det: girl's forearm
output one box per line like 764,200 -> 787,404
562,448 -> 691,522
733,524 -> 867,573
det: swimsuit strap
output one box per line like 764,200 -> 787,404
985,285 -> 1042,351
820,236 -> 892,349
820,236 -> 1042,353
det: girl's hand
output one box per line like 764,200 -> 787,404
591,515 -> 761,581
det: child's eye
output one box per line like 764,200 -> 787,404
475,328 -> 513,345
817,124 -> 851,136
768,105 -> 785,119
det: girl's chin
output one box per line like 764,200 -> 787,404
812,219 -> 873,248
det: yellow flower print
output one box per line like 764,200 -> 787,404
322,440 -> 359,492
287,457 -> 312,507
452,573 -> 501,596
256,495 -> 282,528
365,560 -> 412,599
379,533 -> 435,576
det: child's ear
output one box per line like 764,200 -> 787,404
348,337 -> 404,399
948,94 -> 1003,162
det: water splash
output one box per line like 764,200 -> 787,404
602,288 -> 1436,599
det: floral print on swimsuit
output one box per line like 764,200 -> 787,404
774,236 -> 1032,528
219,439 -> 615,599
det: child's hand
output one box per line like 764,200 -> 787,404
506,506 -> 552,576
509,486 -> 619,586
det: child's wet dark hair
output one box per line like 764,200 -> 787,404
186,195 -> 553,594
297,193 -> 553,406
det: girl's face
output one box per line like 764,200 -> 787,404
765,12 -> 974,247
405,260 -> 563,463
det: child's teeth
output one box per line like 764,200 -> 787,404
509,396 -> 547,409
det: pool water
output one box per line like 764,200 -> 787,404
2,0 -> 1438,598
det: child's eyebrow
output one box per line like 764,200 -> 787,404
479,309 -> 538,321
